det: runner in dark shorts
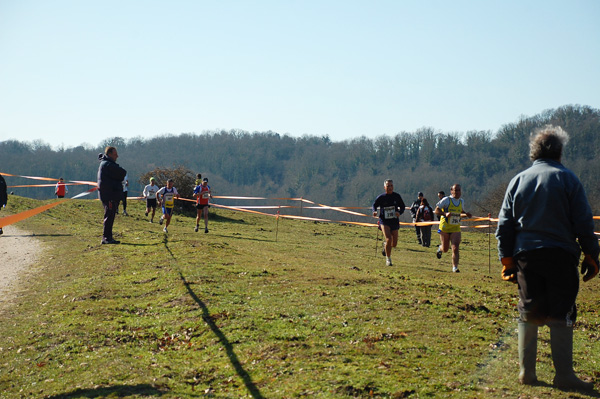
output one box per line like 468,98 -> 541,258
372,179 -> 405,266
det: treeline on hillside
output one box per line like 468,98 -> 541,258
1,105 -> 599,217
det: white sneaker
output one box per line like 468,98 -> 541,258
159,217 -> 164,225
452,266 -> 460,273
386,258 -> 392,266
163,227 -> 168,234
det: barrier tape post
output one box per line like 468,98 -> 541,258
375,225 -> 380,257
488,213 -> 491,274
276,207 -> 280,242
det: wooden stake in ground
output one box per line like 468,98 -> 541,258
488,213 -> 492,274
375,226 -> 380,257
276,207 -> 280,242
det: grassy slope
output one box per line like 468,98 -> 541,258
1,197 -> 599,399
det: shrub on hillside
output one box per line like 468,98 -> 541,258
139,166 -> 197,215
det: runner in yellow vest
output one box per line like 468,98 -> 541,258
157,179 -> 180,234
434,184 -> 472,273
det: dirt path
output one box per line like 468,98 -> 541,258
0,225 -> 44,307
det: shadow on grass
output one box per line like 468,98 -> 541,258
178,271 -> 266,399
549,385 -> 600,398
163,235 -> 175,259
120,242 -> 164,247
211,213 -> 248,224
210,233 -> 273,243
160,233 -> 265,398
44,383 -> 165,398
20,233 -> 72,238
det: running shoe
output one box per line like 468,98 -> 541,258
163,227 -> 168,233
159,217 -> 163,225
145,211 -> 148,217
0,227 -> 3,235
123,211 -> 128,216
436,248 -> 442,259
194,225 -> 199,232
381,248 -> 386,257
204,228 -> 209,233
452,266 -> 460,273
101,238 -> 120,244
386,258 -> 392,266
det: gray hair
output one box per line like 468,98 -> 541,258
529,125 -> 569,161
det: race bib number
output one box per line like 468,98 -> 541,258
383,206 -> 396,219
201,192 -> 210,199
449,214 -> 461,225
164,193 -> 174,207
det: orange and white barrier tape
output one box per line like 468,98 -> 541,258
2,171 -> 598,236
0,200 -> 68,227
0,186 -> 98,227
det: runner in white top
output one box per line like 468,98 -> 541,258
142,177 -> 160,223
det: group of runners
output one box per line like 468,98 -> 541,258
97,146 -> 215,242
372,181 -> 471,271
372,125 -> 600,390
141,175 -> 212,234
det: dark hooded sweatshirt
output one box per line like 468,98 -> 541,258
97,153 -> 127,203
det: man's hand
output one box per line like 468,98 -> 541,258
581,254 -> 599,282
501,257 -> 518,283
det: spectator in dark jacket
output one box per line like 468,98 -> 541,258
415,198 -> 434,247
97,146 -> 127,244
410,192 -> 424,244
0,173 -> 7,235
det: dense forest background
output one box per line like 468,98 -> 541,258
1,105 -> 599,218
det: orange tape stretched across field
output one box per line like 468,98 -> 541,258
0,200 -> 68,227
0,183 -> 98,227
0,171 -> 597,236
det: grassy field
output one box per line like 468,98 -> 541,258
1,196 -> 599,399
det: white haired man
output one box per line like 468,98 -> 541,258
496,125 -> 599,389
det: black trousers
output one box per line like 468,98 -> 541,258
118,191 -> 128,211
516,248 -> 579,327
102,199 -> 117,240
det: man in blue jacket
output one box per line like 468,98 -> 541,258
496,125 -> 599,390
0,173 -> 7,235
97,146 -> 127,244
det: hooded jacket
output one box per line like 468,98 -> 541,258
97,153 -> 127,202
496,159 -> 600,260
0,174 -> 7,207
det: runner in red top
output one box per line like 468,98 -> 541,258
55,178 -> 68,198
193,178 -> 212,233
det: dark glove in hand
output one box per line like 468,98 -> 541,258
581,254 -> 599,282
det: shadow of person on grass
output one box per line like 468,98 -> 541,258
179,271 -> 266,399
43,383 -> 165,398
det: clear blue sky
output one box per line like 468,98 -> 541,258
1,0 -> 599,148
